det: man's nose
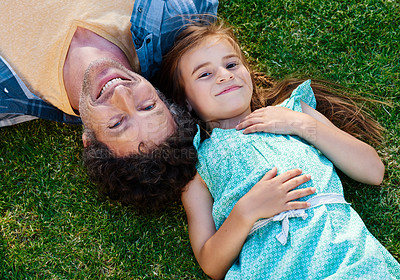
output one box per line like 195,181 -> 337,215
217,67 -> 234,83
110,85 -> 135,113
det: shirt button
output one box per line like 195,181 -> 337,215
146,38 -> 151,44
134,39 -> 140,45
138,7 -> 143,13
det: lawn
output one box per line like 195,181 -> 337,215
1,0 -> 399,279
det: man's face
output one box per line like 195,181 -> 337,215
79,59 -> 176,157
63,27 -> 138,111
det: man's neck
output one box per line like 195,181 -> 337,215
63,27 -> 132,111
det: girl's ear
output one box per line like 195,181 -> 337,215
185,99 -> 193,111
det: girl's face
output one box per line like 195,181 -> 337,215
178,37 -> 253,128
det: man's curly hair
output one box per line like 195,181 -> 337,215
82,92 -> 198,213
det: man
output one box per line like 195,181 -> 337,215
0,2 -> 310,213
0,0 -> 218,155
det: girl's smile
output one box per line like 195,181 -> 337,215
216,85 -> 242,96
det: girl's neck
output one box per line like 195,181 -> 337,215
207,109 -> 251,130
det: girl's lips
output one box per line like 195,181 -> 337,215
216,85 -> 241,96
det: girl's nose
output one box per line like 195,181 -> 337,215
217,67 -> 234,83
110,85 -> 134,113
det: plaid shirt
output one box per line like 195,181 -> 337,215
0,56 -> 82,127
0,0 -> 218,127
132,0 -> 219,79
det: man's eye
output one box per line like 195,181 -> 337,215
143,104 -> 155,111
109,119 -> 122,129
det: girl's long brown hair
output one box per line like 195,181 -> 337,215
159,19 -> 383,145
252,77 -> 384,145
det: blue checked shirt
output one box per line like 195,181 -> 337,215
132,0 -> 218,79
0,0 -> 218,127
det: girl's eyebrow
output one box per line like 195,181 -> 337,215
192,62 -> 210,76
191,53 -> 239,76
223,54 -> 239,60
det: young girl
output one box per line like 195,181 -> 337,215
159,21 -> 400,279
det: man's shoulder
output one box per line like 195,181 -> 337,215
131,0 -> 218,79
0,56 -> 82,127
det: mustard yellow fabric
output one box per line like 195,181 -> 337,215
0,0 -> 138,116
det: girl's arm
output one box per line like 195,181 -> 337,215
236,102 -> 384,185
182,168 -> 314,280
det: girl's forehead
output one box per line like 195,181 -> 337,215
201,36 -> 236,49
179,36 -> 241,68
188,36 -> 240,59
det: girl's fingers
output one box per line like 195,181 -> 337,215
260,168 -> 311,189
260,166 -> 278,181
286,201 -> 311,211
242,124 -> 269,134
274,168 -> 304,184
286,186 -> 316,201
236,116 -> 264,130
283,174 -> 312,191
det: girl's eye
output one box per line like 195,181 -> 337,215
198,72 -> 211,79
227,62 -> 238,69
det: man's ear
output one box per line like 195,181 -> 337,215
82,132 -> 91,148
185,99 -> 193,111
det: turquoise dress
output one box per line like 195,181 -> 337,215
193,80 -> 400,279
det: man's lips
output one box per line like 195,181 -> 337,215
94,72 -> 138,103
96,74 -> 125,100
98,77 -> 123,99
216,85 -> 241,96
96,79 -> 131,104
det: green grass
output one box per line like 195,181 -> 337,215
1,0 -> 399,278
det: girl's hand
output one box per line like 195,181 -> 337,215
237,102 -> 384,185
236,106 -> 310,136
182,168 -> 315,280
236,167 -> 315,224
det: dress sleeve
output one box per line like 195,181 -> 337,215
193,124 -> 202,150
192,125 -> 214,188
277,79 -> 316,112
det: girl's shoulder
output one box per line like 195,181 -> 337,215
193,126 -> 243,151
278,80 -> 316,112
